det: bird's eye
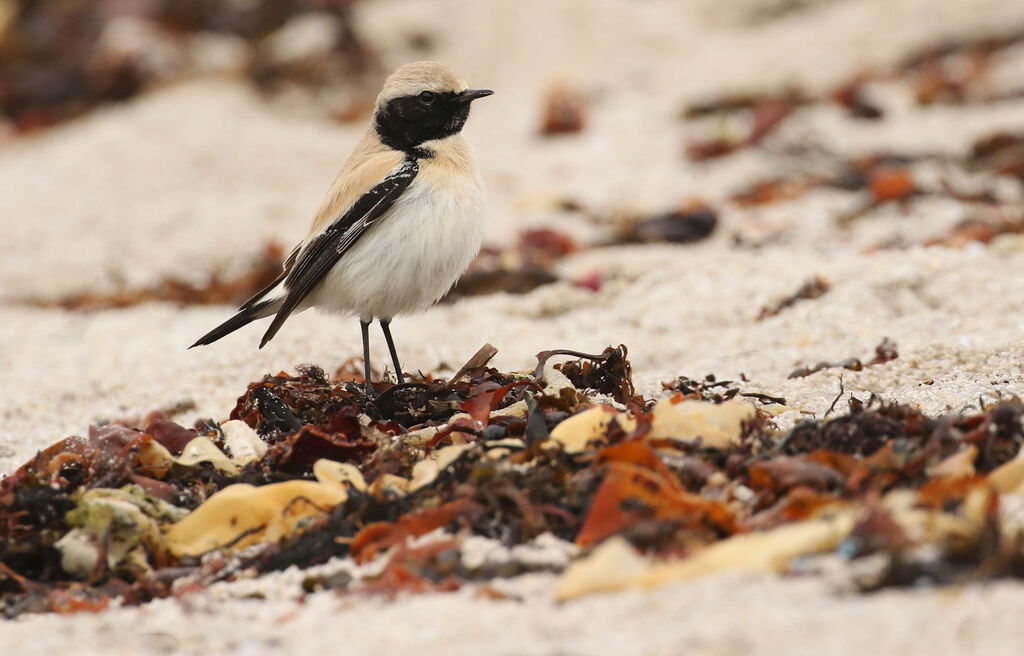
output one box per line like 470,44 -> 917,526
418,90 -> 436,104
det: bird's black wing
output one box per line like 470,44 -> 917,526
258,158 -> 419,348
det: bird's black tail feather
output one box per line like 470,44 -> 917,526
189,298 -> 279,349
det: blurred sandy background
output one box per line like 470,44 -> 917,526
3,0 -> 1024,652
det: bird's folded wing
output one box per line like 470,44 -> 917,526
258,157 -> 420,347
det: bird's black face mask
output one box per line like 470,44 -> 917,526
375,88 -> 492,156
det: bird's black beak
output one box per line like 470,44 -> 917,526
454,88 -> 494,103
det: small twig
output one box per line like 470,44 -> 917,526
824,374 -> 845,419
740,391 -> 788,405
450,343 -> 499,383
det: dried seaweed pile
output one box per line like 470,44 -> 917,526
680,29 -> 1024,248
3,345 -> 1024,617
684,28 -> 1024,162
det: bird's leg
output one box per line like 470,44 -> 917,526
379,318 -> 405,385
360,319 -> 373,395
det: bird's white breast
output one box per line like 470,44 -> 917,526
306,156 -> 486,322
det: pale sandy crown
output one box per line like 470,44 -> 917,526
375,61 -> 468,107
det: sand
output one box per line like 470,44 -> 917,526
3,0 -> 1024,652
5,572 -> 1024,656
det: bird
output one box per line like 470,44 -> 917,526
190,61 -> 493,392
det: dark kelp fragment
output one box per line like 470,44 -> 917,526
611,205 -> 718,245
545,345 -> 638,405
788,337 -> 899,378
661,374 -> 786,407
757,276 -> 831,320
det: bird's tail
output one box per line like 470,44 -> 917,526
189,297 -> 283,349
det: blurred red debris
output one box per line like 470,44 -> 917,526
350,500 -> 484,564
539,84 -> 587,136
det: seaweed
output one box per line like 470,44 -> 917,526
788,338 -> 899,379
758,276 -> 831,320
3,343 -> 1024,616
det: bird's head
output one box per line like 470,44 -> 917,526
373,61 -> 493,154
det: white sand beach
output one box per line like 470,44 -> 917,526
3,0 -> 1024,652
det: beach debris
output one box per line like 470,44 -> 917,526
732,177 -> 815,206
445,229 -> 576,300
682,28 -> 1024,163
166,465 -> 350,558
970,132 -> 1024,182
928,444 -> 978,479
612,204 -> 718,245
557,511 -> 856,601
546,345 -> 637,404
835,164 -> 921,227
788,337 -> 898,378
449,204 -> 717,303
676,35 -> 1024,253
924,216 -> 1024,248
684,91 -> 806,161
647,398 -> 755,449
867,167 -> 917,203
19,243 -> 285,311
0,0 -> 372,131
539,83 -> 587,136
575,440 -> 735,549
57,486 -> 186,580
830,75 -> 884,120
757,275 -> 831,320
725,143 -> 1020,241
2,344 -> 1024,616
547,406 -> 629,454
662,374 -> 787,408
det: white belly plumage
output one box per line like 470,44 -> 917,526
303,173 -> 486,322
